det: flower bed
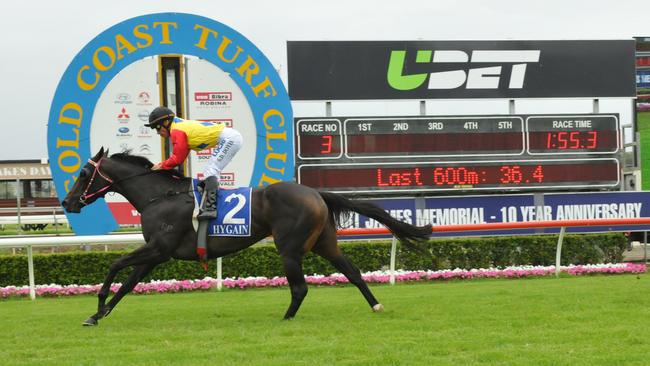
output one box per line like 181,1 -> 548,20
1,263 -> 645,299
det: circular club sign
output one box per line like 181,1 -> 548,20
47,13 -> 293,235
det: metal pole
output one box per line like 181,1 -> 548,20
216,257 -> 223,291
16,178 -> 22,235
643,231 -> 648,263
53,208 -> 59,235
389,236 -> 397,285
325,101 -> 332,117
555,226 -> 566,277
27,245 -> 36,300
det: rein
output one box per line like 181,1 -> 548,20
79,158 -> 193,208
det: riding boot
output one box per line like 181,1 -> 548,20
197,176 -> 219,221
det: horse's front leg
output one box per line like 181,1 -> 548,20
83,263 -> 156,326
83,244 -> 168,326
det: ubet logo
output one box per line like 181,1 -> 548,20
387,50 -> 541,90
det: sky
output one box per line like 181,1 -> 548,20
1,0 -> 648,161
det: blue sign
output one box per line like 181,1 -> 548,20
192,183 -> 252,236
637,70 -> 650,88
47,13 -> 293,235
340,191 -> 650,238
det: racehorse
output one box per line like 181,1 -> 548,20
62,148 -> 432,326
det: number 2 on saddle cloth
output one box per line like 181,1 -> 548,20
192,180 -> 252,268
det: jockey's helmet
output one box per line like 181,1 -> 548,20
145,106 -> 175,129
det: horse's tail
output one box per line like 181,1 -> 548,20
319,191 -> 432,249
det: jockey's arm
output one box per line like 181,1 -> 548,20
160,129 -> 190,169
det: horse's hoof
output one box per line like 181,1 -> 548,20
82,317 -> 98,326
372,304 -> 384,312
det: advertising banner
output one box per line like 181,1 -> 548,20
340,191 -> 650,238
288,40 -> 636,100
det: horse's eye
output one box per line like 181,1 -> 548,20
79,169 -> 88,178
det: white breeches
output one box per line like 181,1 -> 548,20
203,128 -> 243,178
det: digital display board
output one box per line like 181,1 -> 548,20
298,159 -> 620,193
526,115 -> 619,154
295,114 -> 621,194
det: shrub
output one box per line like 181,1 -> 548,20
0,233 -> 627,286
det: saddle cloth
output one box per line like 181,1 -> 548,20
191,179 -> 252,237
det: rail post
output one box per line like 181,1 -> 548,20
216,257 -> 223,291
389,236 -> 397,285
643,231 -> 648,263
53,208 -> 59,235
27,245 -> 35,300
555,226 -> 566,277
16,178 -> 22,236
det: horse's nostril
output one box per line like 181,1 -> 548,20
62,199 -> 68,209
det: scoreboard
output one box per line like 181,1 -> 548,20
294,114 -> 621,194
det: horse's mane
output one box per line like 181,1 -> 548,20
109,151 -> 185,179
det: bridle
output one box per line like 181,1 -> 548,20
79,158 -> 113,205
78,156 -> 190,208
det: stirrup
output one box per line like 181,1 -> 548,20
197,176 -> 219,220
197,194 -> 217,220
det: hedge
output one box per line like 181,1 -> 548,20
0,233 -> 628,287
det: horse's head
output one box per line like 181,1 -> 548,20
61,147 -> 114,213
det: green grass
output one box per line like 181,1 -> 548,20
2,274 -> 650,365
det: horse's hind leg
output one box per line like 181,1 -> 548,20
274,215 -> 325,319
279,252 -> 308,320
312,225 -> 383,312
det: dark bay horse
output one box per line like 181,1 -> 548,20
62,148 -> 432,326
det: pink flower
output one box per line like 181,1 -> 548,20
0,263 -> 645,299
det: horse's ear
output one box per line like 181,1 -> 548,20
92,147 -> 105,161
104,148 -> 109,157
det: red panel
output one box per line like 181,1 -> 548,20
107,202 -> 141,225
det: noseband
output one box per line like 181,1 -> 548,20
79,158 -> 113,205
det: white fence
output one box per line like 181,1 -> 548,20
0,207 -> 67,226
0,215 -> 68,225
2,218 -> 650,300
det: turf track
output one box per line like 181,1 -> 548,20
1,274 -> 650,365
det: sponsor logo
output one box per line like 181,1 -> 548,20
195,92 -> 232,101
137,91 -> 151,105
137,110 -> 150,121
196,148 -> 214,160
139,144 -> 152,155
195,172 -> 235,186
220,172 -> 235,185
137,126 -> 152,137
387,50 -> 541,90
115,92 -> 133,104
194,92 -> 232,107
117,107 -> 130,123
116,127 -> 132,139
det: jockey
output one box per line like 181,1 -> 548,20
145,106 -> 243,221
